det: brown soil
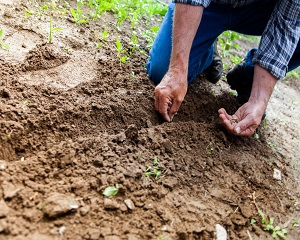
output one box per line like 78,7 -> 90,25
0,1 -> 300,240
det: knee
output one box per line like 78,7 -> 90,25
146,56 -> 168,85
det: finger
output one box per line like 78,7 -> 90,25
218,108 -> 236,134
169,97 -> 183,121
218,108 -> 232,121
234,118 -> 258,136
157,94 -> 171,122
154,87 -> 160,111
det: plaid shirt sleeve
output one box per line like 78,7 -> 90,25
172,0 -> 212,7
253,0 -> 300,79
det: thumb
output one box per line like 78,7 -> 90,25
169,98 -> 182,121
233,118 -> 256,136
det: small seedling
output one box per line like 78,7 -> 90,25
25,9 -> 34,18
70,7 -> 87,24
48,16 -> 62,43
258,210 -> 287,239
0,29 -> 10,50
115,39 -> 128,63
145,156 -> 161,179
253,131 -> 259,140
205,142 -> 213,155
292,217 -> 300,228
103,184 -> 119,197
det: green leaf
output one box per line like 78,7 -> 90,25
103,185 -> 119,197
250,218 -> 256,225
0,29 -> 3,39
292,217 -> 300,228
52,27 -> 63,31
0,42 -> 10,50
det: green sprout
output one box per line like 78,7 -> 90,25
115,39 -> 128,63
258,210 -> 288,239
0,30 -> 10,50
48,16 -> 62,43
145,156 -> 161,179
103,184 -> 119,197
292,217 -> 300,228
70,7 -> 87,24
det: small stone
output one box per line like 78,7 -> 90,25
273,168 -> 282,181
146,120 -> 153,128
3,181 -> 22,199
0,219 -> 8,233
216,224 -> 227,240
104,198 -> 119,210
163,177 -> 178,190
58,226 -> 66,236
0,160 -> 7,170
0,200 -> 10,217
114,132 -> 126,143
80,205 -> 90,216
124,199 -> 135,210
104,236 -> 121,240
119,203 -> 127,212
43,192 -> 79,218
240,205 -> 253,218
125,124 -> 138,141
162,139 -> 173,154
89,229 -> 101,240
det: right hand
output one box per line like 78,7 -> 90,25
154,69 -> 188,122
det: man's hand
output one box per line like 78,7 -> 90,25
155,69 -> 187,122
219,64 -> 277,136
153,3 -> 203,122
218,101 -> 266,136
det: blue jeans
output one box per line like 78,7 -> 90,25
146,1 -> 300,85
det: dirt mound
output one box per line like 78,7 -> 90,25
0,0 -> 299,239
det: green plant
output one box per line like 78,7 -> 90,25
36,3 -> 48,19
70,7 -> 87,24
115,39 -> 128,63
48,16 -> 62,43
253,130 -> 259,140
219,31 -> 241,57
258,210 -> 287,239
0,30 -> 10,50
145,156 -> 161,179
292,217 -> 300,228
103,184 -> 119,197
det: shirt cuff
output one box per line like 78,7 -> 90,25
253,51 -> 286,80
172,0 -> 211,7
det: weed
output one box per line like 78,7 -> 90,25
219,31 -> 241,56
115,39 -> 128,63
25,9 -> 34,18
145,156 -> 161,179
258,210 -> 287,239
103,184 -> 119,197
48,16 -> 62,44
292,217 -> 300,228
253,131 -> 259,140
36,3 -> 48,19
205,142 -> 213,155
70,7 -> 87,24
0,30 -> 10,50
286,70 -> 299,79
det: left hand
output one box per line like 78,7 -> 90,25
218,101 -> 266,136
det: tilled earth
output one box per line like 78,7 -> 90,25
0,0 -> 300,239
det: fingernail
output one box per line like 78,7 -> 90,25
235,126 -> 241,134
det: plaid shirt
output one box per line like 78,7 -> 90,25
173,0 -> 300,79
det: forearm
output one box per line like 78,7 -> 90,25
170,3 -> 203,73
249,64 -> 277,109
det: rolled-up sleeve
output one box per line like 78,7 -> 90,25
253,0 -> 300,79
172,0 -> 212,7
